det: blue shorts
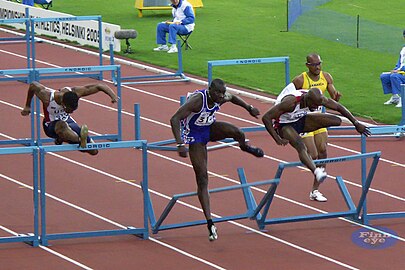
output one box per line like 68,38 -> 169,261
278,115 -> 307,135
182,125 -> 211,145
43,117 -> 91,143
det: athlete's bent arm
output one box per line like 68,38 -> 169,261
262,98 -> 295,145
227,94 -> 260,118
324,72 -> 341,101
21,82 -> 49,116
73,84 -> 118,103
262,108 -> 284,145
321,97 -> 370,136
170,94 -> 202,157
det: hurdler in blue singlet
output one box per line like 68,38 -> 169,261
182,89 -> 220,144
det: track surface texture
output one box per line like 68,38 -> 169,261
0,32 -> 404,270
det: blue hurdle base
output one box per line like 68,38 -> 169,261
41,228 -> 147,246
0,233 -> 39,247
254,175 -> 357,229
254,152 -> 381,229
149,168 -> 279,234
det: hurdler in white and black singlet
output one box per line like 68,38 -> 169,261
42,89 -> 91,144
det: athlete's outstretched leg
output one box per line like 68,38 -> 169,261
304,114 -> 341,132
210,121 -> 264,157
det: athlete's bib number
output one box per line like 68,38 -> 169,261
53,109 -> 69,121
194,112 -> 215,126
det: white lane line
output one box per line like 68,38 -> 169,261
0,131 -> 367,269
1,97 -> 404,215
39,246 -> 94,270
0,41 -> 403,268
0,172 -> 226,270
1,94 -> 405,208
148,238 -> 227,270
3,98 -> 403,202
147,150 -> 405,242
0,119 -> 402,270
3,125 -> 402,270
1,46 -> 403,166
0,153 -> 358,270
0,27 -> 274,103
0,224 -> 93,270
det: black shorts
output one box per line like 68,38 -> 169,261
278,115 -> 306,135
43,117 -> 91,143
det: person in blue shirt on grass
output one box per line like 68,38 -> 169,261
153,0 -> 195,54
380,30 -> 405,108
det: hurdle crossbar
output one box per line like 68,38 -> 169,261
150,168 -> 279,234
38,140 -> 149,246
328,124 -> 405,139
0,146 -> 39,247
0,67 -> 33,83
110,40 -> 189,85
207,56 -> 290,86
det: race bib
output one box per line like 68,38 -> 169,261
194,111 -> 215,126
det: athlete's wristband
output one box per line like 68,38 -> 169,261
177,143 -> 185,147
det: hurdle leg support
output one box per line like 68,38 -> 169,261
151,168 -> 279,234
256,152 -> 381,229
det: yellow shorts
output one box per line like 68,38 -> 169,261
301,128 -> 328,138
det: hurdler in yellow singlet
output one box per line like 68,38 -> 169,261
301,71 -> 328,138
302,71 -> 327,93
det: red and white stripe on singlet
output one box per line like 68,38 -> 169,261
276,85 -> 311,124
43,89 -> 70,123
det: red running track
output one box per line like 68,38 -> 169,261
0,31 -> 404,270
